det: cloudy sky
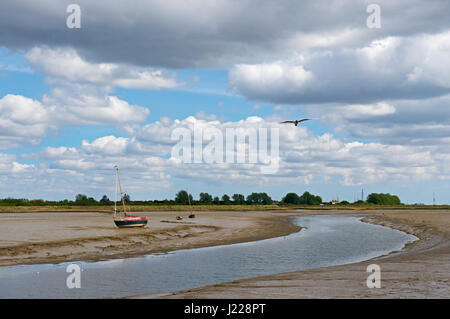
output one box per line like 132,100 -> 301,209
0,0 -> 449,203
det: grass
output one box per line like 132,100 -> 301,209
0,204 -> 448,213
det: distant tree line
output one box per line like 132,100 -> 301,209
366,193 -> 401,205
173,190 -> 273,205
281,192 -> 322,205
0,191 -> 406,207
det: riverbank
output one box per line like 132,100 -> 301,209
0,204 -> 448,213
157,209 -> 449,298
0,211 -> 300,267
1,209 -> 448,298
0,205 -> 286,213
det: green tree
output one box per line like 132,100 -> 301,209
367,193 -> 401,205
246,192 -> 273,205
75,194 -> 97,205
281,192 -> 300,204
260,193 -> 273,205
100,195 -> 110,204
213,196 -> 220,205
232,194 -> 245,205
199,192 -> 213,204
175,190 -> 193,205
222,194 -> 231,205
246,193 -> 258,204
75,194 -> 88,203
298,191 -> 322,205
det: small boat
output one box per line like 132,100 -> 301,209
187,189 -> 195,219
113,166 -> 148,228
114,213 -> 148,228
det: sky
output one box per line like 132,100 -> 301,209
0,0 -> 449,204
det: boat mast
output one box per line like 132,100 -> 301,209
187,190 -> 193,214
114,168 -> 117,217
115,166 -> 127,217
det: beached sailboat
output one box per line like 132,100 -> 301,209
187,190 -> 195,218
113,165 -> 148,228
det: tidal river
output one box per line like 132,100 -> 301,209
0,215 -> 417,298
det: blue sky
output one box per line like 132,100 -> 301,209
0,1 -> 449,204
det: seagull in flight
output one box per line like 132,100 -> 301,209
280,118 -> 311,126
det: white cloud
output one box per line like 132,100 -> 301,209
43,91 -> 149,125
0,90 -> 149,149
307,95 -> 450,147
0,46 -> 162,149
194,111 -> 219,121
229,61 -> 313,101
38,146 -> 79,160
82,136 -> 129,155
344,102 -> 396,118
26,47 -> 183,90
0,153 -> 34,174
18,116 -> 447,195
0,1 -> 449,201
2,1 -> 450,68
0,94 -> 53,149
229,32 -> 450,104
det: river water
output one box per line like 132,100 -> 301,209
0,215 -> 417,298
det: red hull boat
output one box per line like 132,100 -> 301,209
113,166 -> 148,228
114,214 -> 148,228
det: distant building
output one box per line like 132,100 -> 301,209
330,200 -> 339,205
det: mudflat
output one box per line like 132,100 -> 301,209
1,209 -> 449,298
0,210 -> 300,267
158,209 -> 450,298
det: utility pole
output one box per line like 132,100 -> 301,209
433,192 -> 436,206
361,188 -> 364,202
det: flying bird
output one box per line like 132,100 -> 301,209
280,118 -> 311,126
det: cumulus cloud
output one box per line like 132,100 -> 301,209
1,0 -> 449,201
0,153 -> 34,174
18,116 -> 448,196
26,47 -> 183,90
0,91 -> 149,149
82,136 -> 129,156
0,94 -> 53,149
37,146 -> 78,160
306,95 -> 450,147
229,33 -> 450,104
229,61 -> 313,101
43,89 -> 149,125
343,102 -> 396,118
0,47 -> 163,149
1,1 -> 450,68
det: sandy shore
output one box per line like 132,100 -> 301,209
155,209 -> 449,299
0,210 -> 300,267
1,209 -> 448,298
